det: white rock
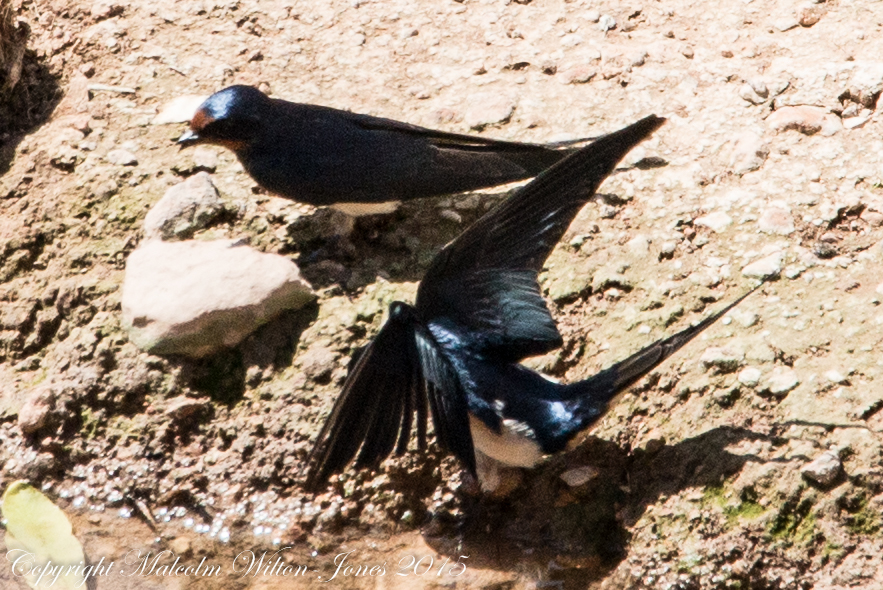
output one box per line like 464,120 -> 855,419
730,132 -> 769,174
121,239 -> 315,357
801,451 -> 841,486
773,18 -> 799,32
731,309 -> 758,328
599,15 -> 616,31
766,106 -> 841,136
143,172 -> 225,241
560,466 -> 599,487
739,84 -> 766,105
106,148 -> 137,166
694,212 -> 733,233
845,62 -> 883,107
700,347 -> 744,372
741,252 -> 784,279
757,207 -> 794,235
464,94 -> 516,130
627,235 -> 650,255
824,370 -> 848,384
765,366 -> 799,396
152,94 -> 209,125
738,367 -> 762,387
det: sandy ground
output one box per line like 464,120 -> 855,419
3,0 -> 883,588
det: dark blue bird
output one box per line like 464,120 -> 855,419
177,85 -> 597,214
304,114 -> 753,491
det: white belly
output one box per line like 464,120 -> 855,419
468,415 -> 544,468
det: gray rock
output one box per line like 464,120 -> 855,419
742,252 -> 783,279
106,148 -> 138,166
143,172 -> 225,241
121,239 -> 315,357
765,366 -> 799,397
801,451 -> 841,486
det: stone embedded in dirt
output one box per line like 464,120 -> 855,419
742,252 -> 784,279
700,347 -> 744,373
797,3 -> 825,27
299,345 -> 339,381
773,17 -> 799,32
801,451 -> 841,486
739,84 -> 766,105
168,536 -> 192,557
730,132 -> 769,174
765,366 -> 799,397
17,385 -> 55,435
121,239 -> 315,357
766,106 -> 841,136
557,65 -> 596,85
592,266 -> 633,292
91,0 -> 121,21
143,172 -> 225,241
106,148 -> 137,166
164,396 -> 210,420
192,147 -> 218,172
680,45 -> 694,59
559,466 -> 599,487
464,94 -> 516,130
824,370 -> 848,384
598,15 -> 616,31
152,95 -> 210,125
738,366 -> 762,387
757,206 -> 794,235
843,62 -> 883,108
694,211 -> 732,233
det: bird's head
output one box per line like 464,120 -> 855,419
177,85 -> 271,153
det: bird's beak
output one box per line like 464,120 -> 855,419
177,129 -> 201,149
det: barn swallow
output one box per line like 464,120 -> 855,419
304,114 -> 753,491
177,85 -> 597,214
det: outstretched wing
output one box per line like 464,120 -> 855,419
417,115 -> 666,360
305,303 -> 473,491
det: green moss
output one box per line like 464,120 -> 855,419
844,496 -> 881,536
768,492 -> 817,545
79,407 -> 101,439
822,542 -> 846,564
702,485 -> 766,527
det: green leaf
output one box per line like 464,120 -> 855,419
2,480 -> 87,589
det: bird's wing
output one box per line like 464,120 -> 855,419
342,109 -> 593,153
416,115 -> 666,359
304,303 -> 473,491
